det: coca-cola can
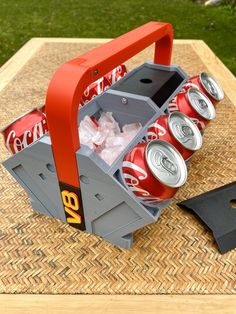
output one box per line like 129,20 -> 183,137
1,108 -> 48,154
168,88 -> 216,132
180,72 -> 224,105
80,77 -> 110,107
104,64 -> 127,85
147,112 -> 202,161
122,140 -> 187,206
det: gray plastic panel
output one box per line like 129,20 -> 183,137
108,62 -> 188,114
76,145 -> 160,247
3,135 -> 66,223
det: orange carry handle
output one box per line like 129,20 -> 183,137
46,21 -> 173,188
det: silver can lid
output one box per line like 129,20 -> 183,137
145,140 -> 187,188
187,88 -> 216,120
199,72 -> 224,101
168,112 -> 203,151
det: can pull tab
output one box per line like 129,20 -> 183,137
181,125 -> 194,137
203,79 -> 217,97
161,156 -> 177,175
175,124 -> 194,139
198,98 -> 208,109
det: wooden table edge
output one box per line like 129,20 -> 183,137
0,38 -> 236,313
1,294 -> 236,313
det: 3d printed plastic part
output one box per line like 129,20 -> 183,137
3,22 -> 190,248
177,182 -> 236,254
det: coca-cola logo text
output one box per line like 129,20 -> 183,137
5,119 -> 48,154
122,161 -> 161,205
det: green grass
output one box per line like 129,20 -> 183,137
1,0 -> 236,75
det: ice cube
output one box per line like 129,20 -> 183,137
99,145 -> 124,165
79,115 -> 97,136
79,113 -> 142,165
105,135 -> 127,148
92,128 -> 111,146
79,115 -> 98,150
99,112 -> 120,134
122,122 -> 142,137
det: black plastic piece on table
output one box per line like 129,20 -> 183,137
177,182 -> 236,254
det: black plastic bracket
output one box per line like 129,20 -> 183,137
177,182 -> 236,254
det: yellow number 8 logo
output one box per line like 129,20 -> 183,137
61,190 -> 79,211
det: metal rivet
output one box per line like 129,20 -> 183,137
121,97 -> 128,105
94,69 -> 99,75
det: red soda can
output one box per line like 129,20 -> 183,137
1,108 -> 48,154
168,88 -> 216,132
147,112 -> 202,161
180,72 -> 224,105
80,77 -> 110,107
104,64 -> 127,85
122,140 -> 187,206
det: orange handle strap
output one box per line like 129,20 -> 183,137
46,21 -> 173,188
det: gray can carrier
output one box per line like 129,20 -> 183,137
3,22 -> 196,248
3,61 -> 188,248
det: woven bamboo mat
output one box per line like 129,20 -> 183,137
0,41 -> 236,294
